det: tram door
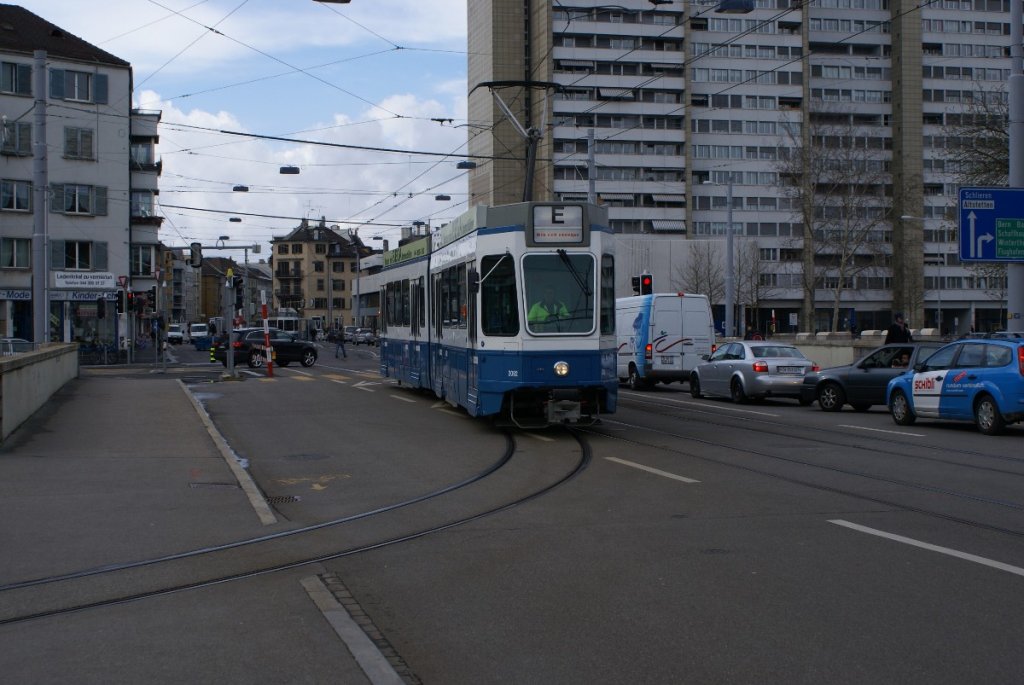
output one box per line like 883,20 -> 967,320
431,273 -> 444,398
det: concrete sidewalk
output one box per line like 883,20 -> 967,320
0,369 -> 398,684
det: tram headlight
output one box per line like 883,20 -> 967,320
553,361 -> 569,377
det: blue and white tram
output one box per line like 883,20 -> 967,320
378,202 -> 617,426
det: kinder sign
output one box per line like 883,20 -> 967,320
54,271 -> 116,289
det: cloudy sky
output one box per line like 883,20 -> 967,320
20,0 -> 471,256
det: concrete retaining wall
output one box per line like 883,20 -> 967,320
0,344 -> 79,442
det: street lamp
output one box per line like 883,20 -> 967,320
704,179 -> 736,337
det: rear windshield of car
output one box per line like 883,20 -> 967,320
750,346 -> 805,358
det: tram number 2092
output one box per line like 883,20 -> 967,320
507,370 -> 519,378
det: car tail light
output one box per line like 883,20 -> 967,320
811,364 -> 820,372
645,343 -> 652,361
1018,346 -> 1024,375
232,340 -> 243,349
752,360 -> 769,373
710,344 -> 717,354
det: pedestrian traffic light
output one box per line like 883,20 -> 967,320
631,275 -> 641,295
233,276 -> 244,310
116,290 -> 125,313
640,273 -> 653,295
97,297 -> 106,319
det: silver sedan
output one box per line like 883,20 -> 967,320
690,341 -> 819,403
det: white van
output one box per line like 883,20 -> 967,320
616,293 -> 715,390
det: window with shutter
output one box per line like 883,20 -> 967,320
1,62 -> 32,95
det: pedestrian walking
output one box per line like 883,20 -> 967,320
884,312 -> 914,344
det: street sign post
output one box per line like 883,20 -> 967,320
958,187 -> 1024,262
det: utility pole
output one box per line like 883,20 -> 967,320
31,50 -> 48,344
1008,0 -> 1024,331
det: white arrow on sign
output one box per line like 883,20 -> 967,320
968,211 -> 977,258
978,232 -> 994,259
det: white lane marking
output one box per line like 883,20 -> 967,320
839,424 -> 925,437
622,393 -> 779,417
352,380 -> 378,392
525,432 -> 555,442
605,457 -> 700,483
329,379 -> 347,385
829,520 -> 1024,578
390,394 -> 416,403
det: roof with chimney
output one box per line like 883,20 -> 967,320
0,4 -> 129,66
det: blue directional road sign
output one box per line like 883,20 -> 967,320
958,187 -> 1024,262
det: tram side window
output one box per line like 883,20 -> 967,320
600,253 -> 615,335
401,278 -> 410,327
480,254 -> 519,337
441,263 -> 467,329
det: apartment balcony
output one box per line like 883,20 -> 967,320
130,109 -> 162,138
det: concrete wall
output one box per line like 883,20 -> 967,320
750,332 -> 946,370
0,344 -> 78,442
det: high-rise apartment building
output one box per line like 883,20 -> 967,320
468,0 -> 1012,334
0,4 -> 163,345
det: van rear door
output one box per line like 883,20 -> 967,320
650,297 -> 683,377
681,297 -> 714,374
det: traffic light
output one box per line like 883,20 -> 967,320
189,242 -> 203,268
631,275 -> 641,295
97,297 -> 106,319
148,286 -> 157,307
116,290 -> 125,313
233,276 -> 244,310
640,273 -> 653,295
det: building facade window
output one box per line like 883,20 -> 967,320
130,190 -> 155,217
52,240 -> 107,270
0,61 -> 32,95
130,245 -> 155,276
49,69 -> 108,104
63,127 -> 95,160
1,237 -> 31,268
49,184 -> 108,216
1,121 -> 31,156
1,179 -> 31,211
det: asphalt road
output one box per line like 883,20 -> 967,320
153,341 -> 1024,685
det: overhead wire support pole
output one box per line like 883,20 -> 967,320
1008,0 -> 1024,332
471,80 -> 563,203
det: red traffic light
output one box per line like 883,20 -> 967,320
640,274 -> 653,294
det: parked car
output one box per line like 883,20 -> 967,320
343,325 -> 358,343
353,328 -> 377,345
212,327 -> 318,368
800,342 -> 944,412
690,341 -> 819,403
887,337 -> 1024,435
166,323 -> 186,345
0,337 -> 33,356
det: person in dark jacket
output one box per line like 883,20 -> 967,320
884,312 -> 913,344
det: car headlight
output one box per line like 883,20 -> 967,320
554,361 -> 569,376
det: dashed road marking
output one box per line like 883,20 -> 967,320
839,424 -> 925,437
390,394 -> 417,403
605,457 -> 700,483
829,519 -> 1024,578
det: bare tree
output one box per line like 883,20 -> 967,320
945,87 -> 1008,329
675,240 -> 725,305
779,111 -> 892,331
733,240 -> 777,330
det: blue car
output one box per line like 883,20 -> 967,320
886,338 -> 1024,435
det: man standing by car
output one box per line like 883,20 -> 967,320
885,313 -> 913,344
332,327 -> 346,359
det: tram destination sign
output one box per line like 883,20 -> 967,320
958,187 -> 1024,262
529,204 -> 585,245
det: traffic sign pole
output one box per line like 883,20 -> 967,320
1009,0 -> 1024,331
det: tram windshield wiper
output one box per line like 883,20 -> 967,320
557,249 -> 591,296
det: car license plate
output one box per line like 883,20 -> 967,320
660,356 -> 674,364
779,366 -> 802,374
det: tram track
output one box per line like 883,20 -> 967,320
0,430 -> 593,626
619,390 -> 1024,475
585,416 -> 1024,538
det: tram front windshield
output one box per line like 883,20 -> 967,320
523,253 -> 595,334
